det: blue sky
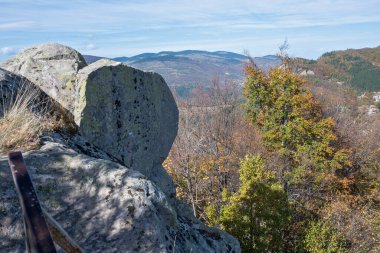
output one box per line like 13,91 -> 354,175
1,0 -> 380,62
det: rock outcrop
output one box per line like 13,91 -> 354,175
0,134 -> 240,253
0,44 -> 240,252
1,45 -> 178,197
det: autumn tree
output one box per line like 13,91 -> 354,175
165,79 -> 260,221
242,63 -> 354,249
243,64 -> 352,190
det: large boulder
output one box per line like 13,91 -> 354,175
75,59 -> 178,196
0,133 -> 240,253
1,43 -> 87,112
1,45 -> 179,197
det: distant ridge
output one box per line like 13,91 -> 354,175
113,50 -> 247,65
84,46 -> 380,94
109,50 -> 280,88
82,55 -> 105,64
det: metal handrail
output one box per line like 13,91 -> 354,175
9,151 -> 57,253
8,151 -> 85,253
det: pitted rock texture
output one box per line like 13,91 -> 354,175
76,60 -> 178,186
1,43 -> 87,112
0,134 -> 240,253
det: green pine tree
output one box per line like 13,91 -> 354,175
219,155 -> 291,253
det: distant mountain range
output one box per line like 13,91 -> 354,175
83,50 -> 280,89
84,45 -> 380,95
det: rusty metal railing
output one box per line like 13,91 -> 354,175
8,151 -> 85,253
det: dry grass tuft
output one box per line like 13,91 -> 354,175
0,81 -> 54,154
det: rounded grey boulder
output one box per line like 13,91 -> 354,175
1,43 -> 87,112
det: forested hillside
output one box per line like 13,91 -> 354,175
295,46 -> 380,92
165,58 -> 380,252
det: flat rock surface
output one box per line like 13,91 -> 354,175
0,134 -> 240,253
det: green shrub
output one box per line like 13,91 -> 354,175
304,221 -> 348,253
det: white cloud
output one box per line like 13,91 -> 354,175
0,21 -> 37,30
0,47 -> 16,55
83,43 -> 97,50
2,1 -> 379,33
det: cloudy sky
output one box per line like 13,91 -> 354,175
1,0 -> 380,62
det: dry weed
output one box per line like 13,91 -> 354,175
0,80 -> 54,154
